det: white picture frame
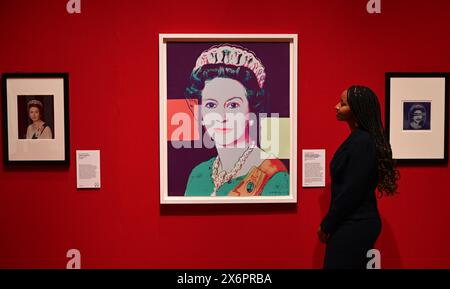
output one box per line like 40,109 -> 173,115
159,34 -> 298,204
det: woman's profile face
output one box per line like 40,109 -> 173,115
335,90 -> 352,121
201,77 -> 250,147
28,106 -> 41,122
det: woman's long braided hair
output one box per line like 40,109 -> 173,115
347,85 -> 400,197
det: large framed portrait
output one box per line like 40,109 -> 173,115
385,72 -> 449,163
2,73 -> 70,165
159,34 -> 298,204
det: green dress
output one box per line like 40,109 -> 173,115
184,157 -> 290,196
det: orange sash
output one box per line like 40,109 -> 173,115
228,159 -> 288,196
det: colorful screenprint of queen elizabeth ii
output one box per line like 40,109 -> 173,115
161,36 -> 297,203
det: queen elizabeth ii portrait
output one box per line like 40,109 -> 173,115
17,95 -> 55,140
161,35 -> 297,203
403,101 -> 431,130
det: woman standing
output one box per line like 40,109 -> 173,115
318,86 -> 399,269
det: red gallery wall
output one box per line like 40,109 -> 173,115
0,0 -> 449,269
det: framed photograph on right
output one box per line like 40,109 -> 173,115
385,72 -> 449,163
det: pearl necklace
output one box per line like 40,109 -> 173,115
210,146 -> 254,196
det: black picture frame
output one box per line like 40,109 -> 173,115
2,73 -> 70,165
385,72 -> 449,164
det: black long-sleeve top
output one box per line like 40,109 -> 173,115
321,129 -> 380,235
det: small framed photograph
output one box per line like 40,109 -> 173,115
385,72 -> 449,163
2,73 -> 70,165
159,34 -> 298,204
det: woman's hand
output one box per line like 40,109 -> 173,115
317,226 -> 330,244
